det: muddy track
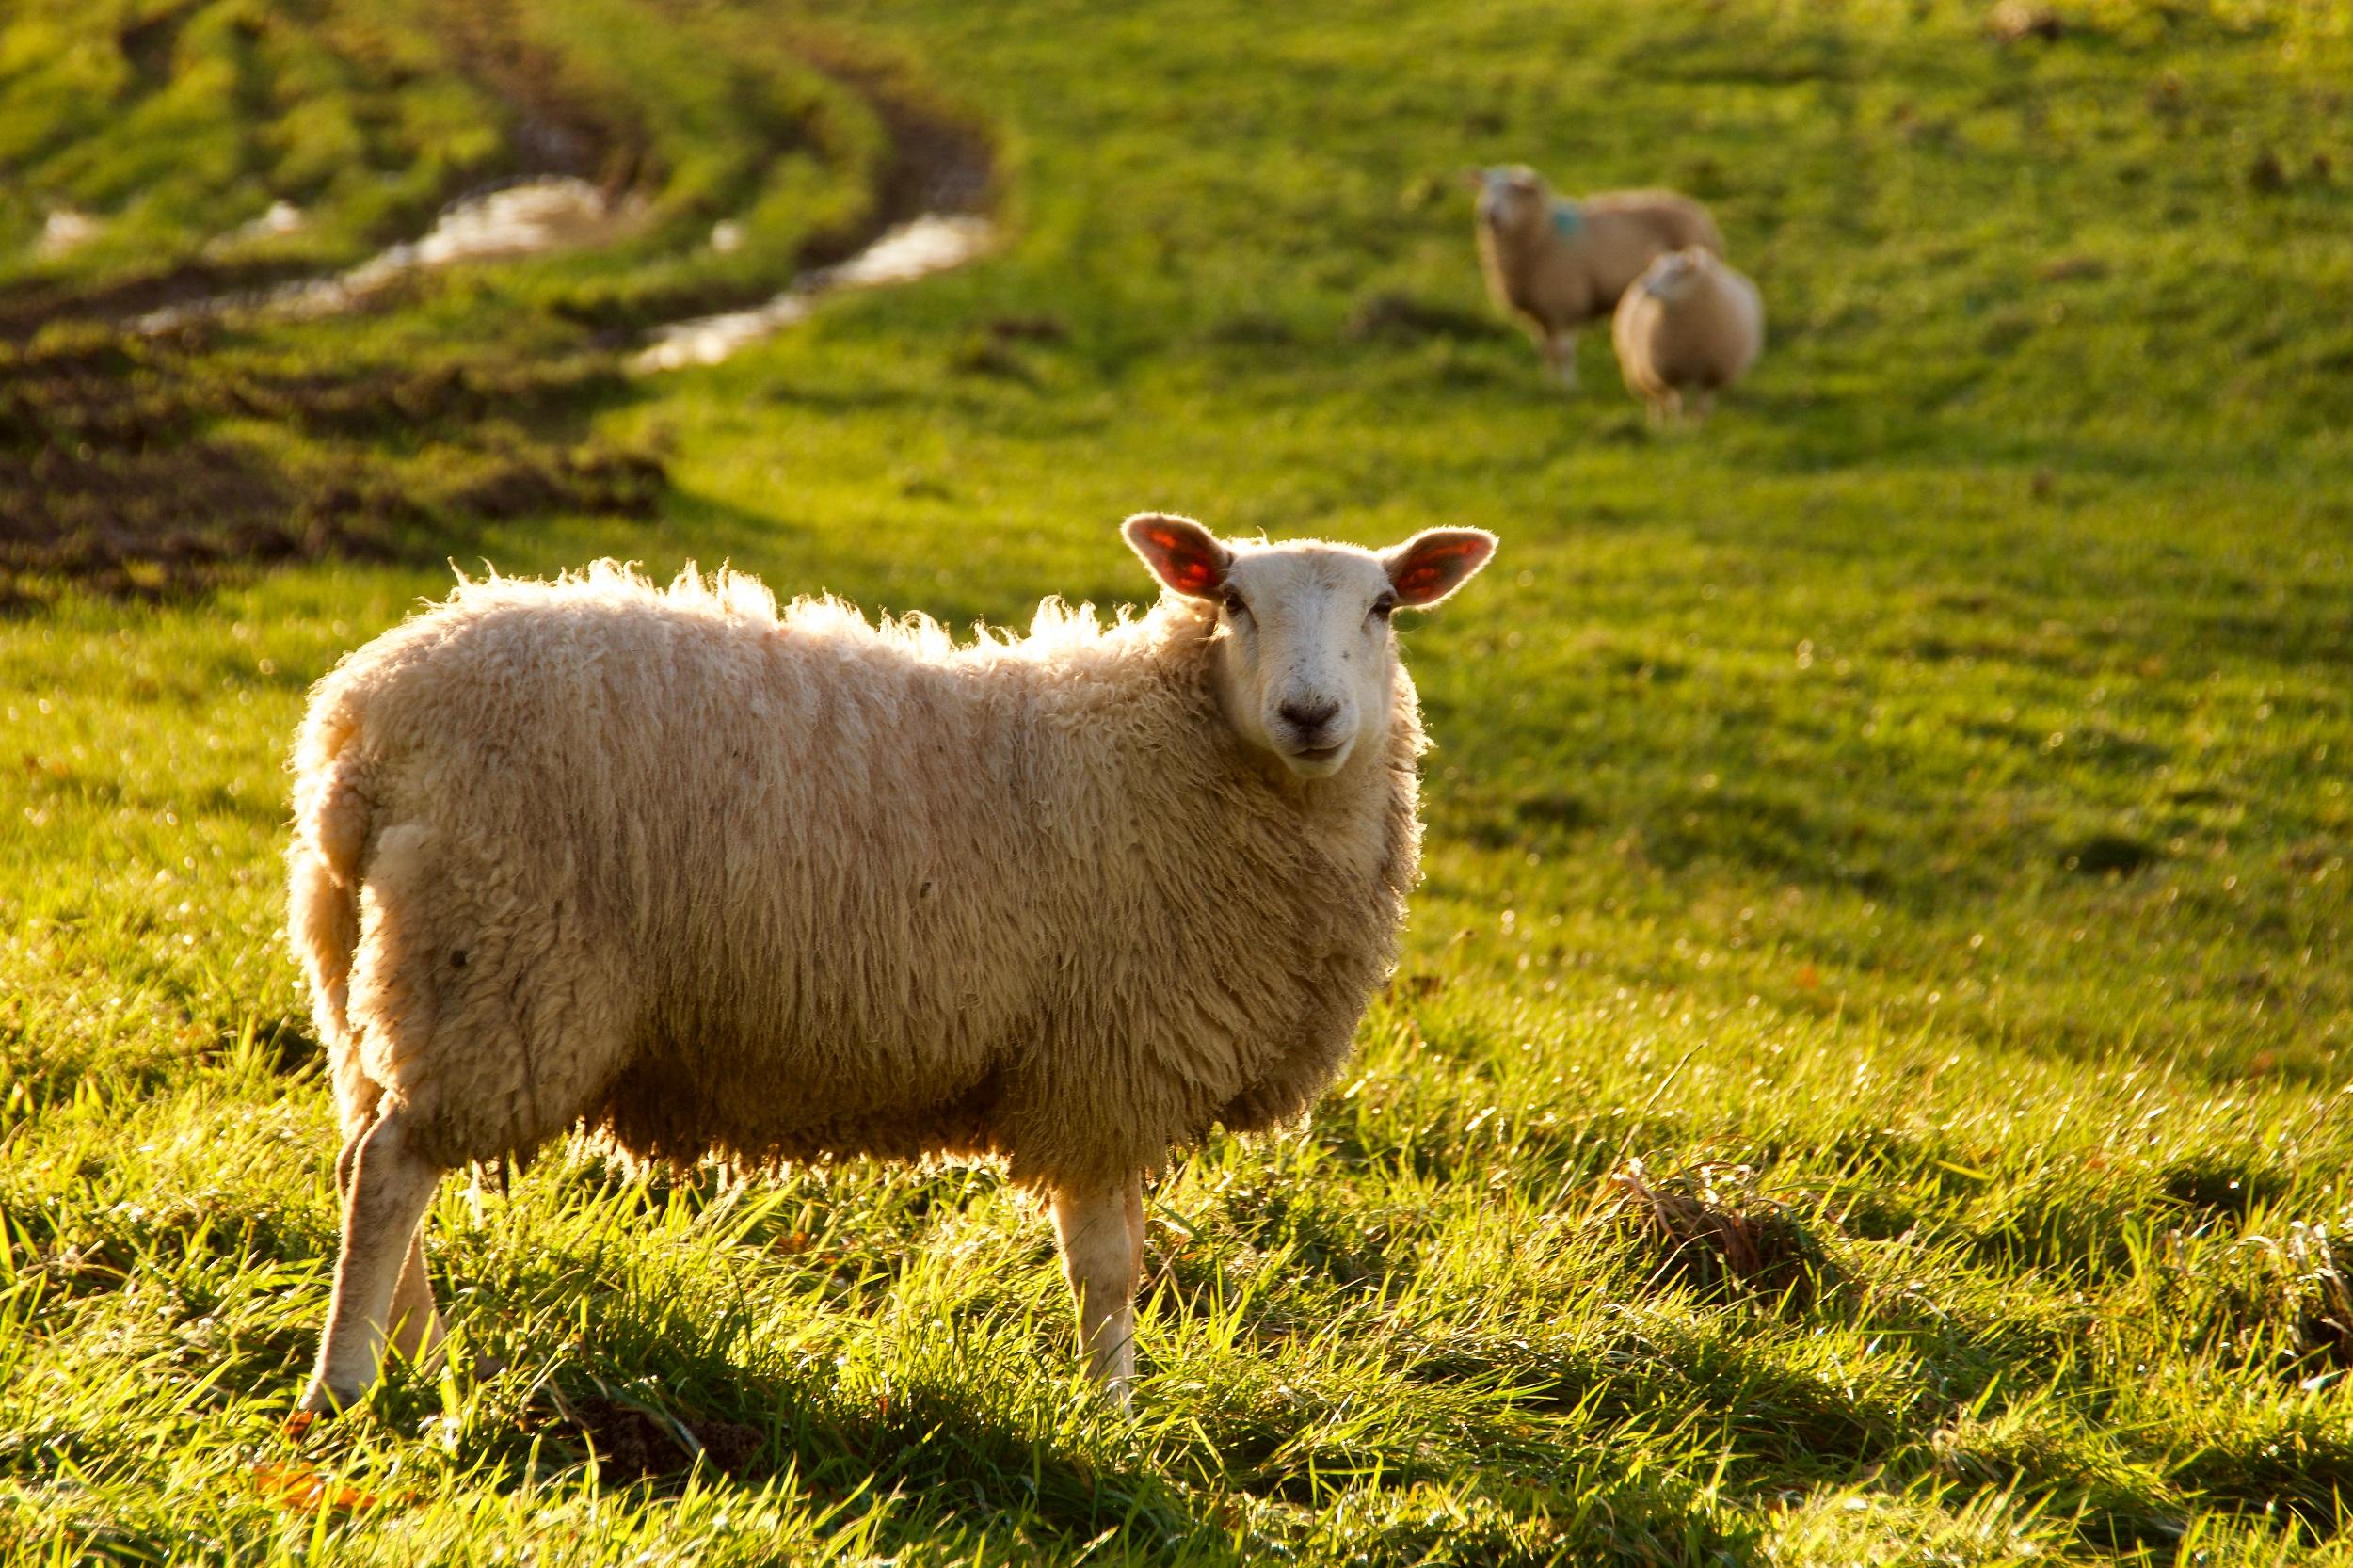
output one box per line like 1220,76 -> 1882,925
0,18 -> 994,345
0,334 -> 669,602
0,3 -> 640,344
0,26 -> 999,602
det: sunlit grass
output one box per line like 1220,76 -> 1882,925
5,0 -> 2353,1562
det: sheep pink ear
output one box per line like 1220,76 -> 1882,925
1123,513 -> 1230,600
1383,528 -> 1497,607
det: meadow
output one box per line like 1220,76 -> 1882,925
4,0 -> 2352,1561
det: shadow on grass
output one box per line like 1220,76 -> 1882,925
482,1348 -> 1236,1561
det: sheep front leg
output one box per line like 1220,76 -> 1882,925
1541,328 -> 1579,389
1051,1174 -> 1144,1406
301,1107 -> 442,1414
335,1128 -> 441,1369
387,1228 -> 444,1367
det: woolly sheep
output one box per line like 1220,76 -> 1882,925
1468,165 -> 1723,388
288,518 -> 1497,1414
1609,246 -> 1765,423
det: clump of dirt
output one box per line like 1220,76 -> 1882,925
985,314 -> 1067,344
0,328 -> 664,602
2059,832 -> 2160,877
0,263 -> 316,345
229,357 -> 627,435
1599,1158 -> 1832,1308
1986,3 -> 2065,44
443,447 -> 666,520
1345,290 -> 1503,344
2161,1154 -> 2289,1219
545,1390 -> 764,1480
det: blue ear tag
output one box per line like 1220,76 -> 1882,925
1550,200 -> 1583,237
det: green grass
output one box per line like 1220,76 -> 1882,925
6,0 -> 2353,1561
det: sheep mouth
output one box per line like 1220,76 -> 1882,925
1289,742 -> 1348,764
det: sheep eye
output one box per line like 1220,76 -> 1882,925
1220,587 -> 1249,617
1369,593 -> 1397,621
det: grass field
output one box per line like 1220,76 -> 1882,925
6,0 -> 2353,1561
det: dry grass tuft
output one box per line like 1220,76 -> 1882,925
1599,1159 -> 1832,1309
2170,1220 -> 2353,1377
2254,1223 -> 2353,1372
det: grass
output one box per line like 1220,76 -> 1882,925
5,0 -> 2353,1560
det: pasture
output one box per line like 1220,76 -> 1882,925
3,0 -> 2351,1561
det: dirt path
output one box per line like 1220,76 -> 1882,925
0,41 -> 998,601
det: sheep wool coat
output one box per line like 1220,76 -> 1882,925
1479,191 -> 1723,335
290,566 -> 1425,1192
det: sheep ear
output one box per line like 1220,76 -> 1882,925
1460,166 -> 1489,190
1123,513 -> 1230,600
1383,528 -> 1497,607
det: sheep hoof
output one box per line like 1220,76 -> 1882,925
296,1380 -> 359,1417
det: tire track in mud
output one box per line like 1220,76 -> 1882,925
0,27 -> 998,603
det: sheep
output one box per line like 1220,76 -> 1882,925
287,517 -> 1497,1415
1609,246 -> 1764,423
1467,165 -> 1723,388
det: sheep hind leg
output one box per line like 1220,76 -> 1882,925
301,1107 -> 442,1414
1052,1174 -> 1144,1409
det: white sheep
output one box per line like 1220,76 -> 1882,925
287,518 -> 1497,1413
1609,246 -> 1764,423
1468,165 -> 1723,387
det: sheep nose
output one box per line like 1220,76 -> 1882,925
1279,697 -> 1341,735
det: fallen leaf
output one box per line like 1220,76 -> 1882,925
253,1460 -> 382,1514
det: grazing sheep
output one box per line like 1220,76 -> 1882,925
1610,246 -> 1765,423
288,518 -> 1497,1414
1467,165 -> 1723,387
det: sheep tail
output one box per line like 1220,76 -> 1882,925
288,730 -> 377,1131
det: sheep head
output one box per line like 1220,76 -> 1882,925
1124,514 -> 1495,780
1473,165 -> 1548,234
1638,247 -> 1712,303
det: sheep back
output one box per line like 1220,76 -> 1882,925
1480,188 -> 1723,335
291,566 -> 1425,1192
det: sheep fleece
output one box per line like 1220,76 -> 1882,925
1612,256 -> 1765,406
1480,191 -> 1723,332
289,565 -> 1425,1190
